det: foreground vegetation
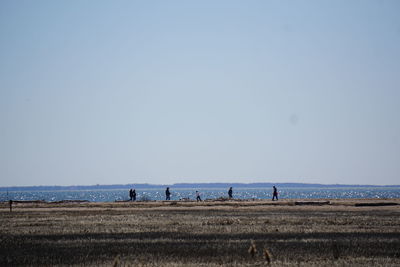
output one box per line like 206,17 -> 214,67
1,199 -> 399,266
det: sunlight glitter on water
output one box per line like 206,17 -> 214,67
1,187 -> 399,202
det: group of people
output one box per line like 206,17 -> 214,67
129,186 -> 279,201
129,188 -> 136,201
228,186 -> 278,201
166,187 -> 202,201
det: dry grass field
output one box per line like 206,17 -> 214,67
1,199 -> 399,266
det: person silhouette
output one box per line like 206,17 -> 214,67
272,186 -> 278,201
228,187 -> 233,199
165,187 -> 171,201
132,189 -> 136,201
129,189 -> 133,201
196,191 -> 202,202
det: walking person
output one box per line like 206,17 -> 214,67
228,187 -> 233,199
132,189 -> 136,201
129,189 -> 133,201
272,186 -> 278,201
196,191 -> 202,202
165,187 -> 171,201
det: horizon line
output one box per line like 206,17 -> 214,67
1,182 -> 399,189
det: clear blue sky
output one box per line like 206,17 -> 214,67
1,1 -> 399,186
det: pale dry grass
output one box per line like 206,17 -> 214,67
0,199 -> 399,266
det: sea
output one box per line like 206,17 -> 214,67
1,187 -> 400,202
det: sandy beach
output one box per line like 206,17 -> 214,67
1,199 -> 399,266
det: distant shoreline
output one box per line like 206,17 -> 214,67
1,182 -> 399,192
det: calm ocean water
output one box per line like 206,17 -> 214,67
1,187 -> 400,202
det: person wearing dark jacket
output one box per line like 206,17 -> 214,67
272,186 -> 278,201
132,189 -> 136,201
165,187 -> 171,200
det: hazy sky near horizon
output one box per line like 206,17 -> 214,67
1,1 -> 399,186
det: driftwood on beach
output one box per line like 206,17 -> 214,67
354,202 -> 398,207
294,201 -> 331,205
11,200 -> 46,204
